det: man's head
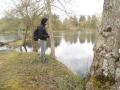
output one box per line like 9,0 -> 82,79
41,17 -> 48,26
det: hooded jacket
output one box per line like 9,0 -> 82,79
37,25 -> 49,41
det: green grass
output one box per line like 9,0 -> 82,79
0,52 -> 85,90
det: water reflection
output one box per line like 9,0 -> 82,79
63,32 -> 78,44
55,38 -> 94,76
46,31 -> 95,76
0,46 -> 9,51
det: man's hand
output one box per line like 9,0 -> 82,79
48,33 -> 51,39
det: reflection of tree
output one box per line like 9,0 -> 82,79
55,31 -> 97,44
90,33 -> 96,44
86,33 -> 91,43
79,32 -> 87,43
54,37 -> 61,47
64,32 -> 78,44
47,31 -> 97,48
79,31 -> 96,44
47,32 -> 61,47
72,33 -> 78,44
54,32 -> 61,46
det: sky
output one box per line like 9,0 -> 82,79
0,0 -> 104,20
0,0 -> 14,17
53,0 -> 104,20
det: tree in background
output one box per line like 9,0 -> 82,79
86,16 -> 92,28
51,14 -> 63,31
63,16 -> 78,30
79,16 -> 87,29
78,15 -> 100,32
90,15 -> 98,29
63,17 -> 69,30
0,14 -> 20,34
69,16 -> 78,30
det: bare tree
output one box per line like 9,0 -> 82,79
9,0 -> 46,52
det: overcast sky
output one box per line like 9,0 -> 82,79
0,0 -> 104,19
53,0 -> 104,20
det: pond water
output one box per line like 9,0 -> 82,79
0,31 -> 96,76
0,34 -> 20,43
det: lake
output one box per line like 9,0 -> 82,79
0,34 -> 20,43
0,31 -> 96,76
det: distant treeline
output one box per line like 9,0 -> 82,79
57,15 -> 101,31
0,14 -> 100,34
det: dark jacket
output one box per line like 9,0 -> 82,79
37,25 -> 49,41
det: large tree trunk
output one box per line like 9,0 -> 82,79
86,0 -> 120,90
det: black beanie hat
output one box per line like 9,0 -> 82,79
41,17 -> 48,26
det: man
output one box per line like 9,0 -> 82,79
37,18 -> 49,63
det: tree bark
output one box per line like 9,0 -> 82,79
47,0 -> 55,58
86,0 -> 120,90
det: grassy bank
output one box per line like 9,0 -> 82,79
0,52 -> 85,90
